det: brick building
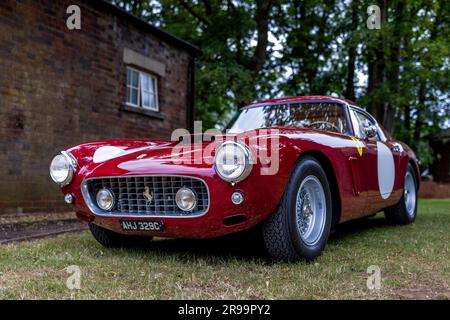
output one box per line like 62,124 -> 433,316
0,0 -> 199,214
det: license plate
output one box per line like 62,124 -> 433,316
120,220 -> 164,232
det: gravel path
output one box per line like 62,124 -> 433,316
0,213 -> 88,244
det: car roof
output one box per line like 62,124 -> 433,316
243,95 -> 354,108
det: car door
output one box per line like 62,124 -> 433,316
348,108 -> 379,215
378,127 -> 405,205
348,107 -> 401,214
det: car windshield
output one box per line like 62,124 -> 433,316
226,102 -> 349,134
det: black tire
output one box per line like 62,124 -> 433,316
88,223 -> 153,248
384,164 -> 418,225
262,156 -> 332,262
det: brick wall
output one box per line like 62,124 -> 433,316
0,0 -> 196,214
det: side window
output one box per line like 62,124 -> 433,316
349,109 -> 379,140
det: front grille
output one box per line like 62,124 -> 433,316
85,176 -> 209,216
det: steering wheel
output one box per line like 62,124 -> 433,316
307,121 -> 340,133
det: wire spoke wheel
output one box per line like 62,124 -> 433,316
262,156 -> 332,261
295,175 -> 326,246
404,171 -> 416,217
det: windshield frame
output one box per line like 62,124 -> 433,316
225,99 -> 353,136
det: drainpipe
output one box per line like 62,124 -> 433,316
188,57 -> 196,133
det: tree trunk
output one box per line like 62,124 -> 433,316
399,3 -> 414,144
414,83 -> 425,141
345,1 -> 358,101
412,4 -> 441,142
404,103 -> 411,145
367,0 -> 386,123
383,0 -> 405,134
345,47 -> 356,102
249,0 -> 271,76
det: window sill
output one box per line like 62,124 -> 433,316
122,104 -> 165,120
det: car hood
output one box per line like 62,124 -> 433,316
66,137 -> 222,178
65,127 -> 310,179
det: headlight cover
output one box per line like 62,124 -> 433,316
214,141 -> 253,183
49,151 -> 76,186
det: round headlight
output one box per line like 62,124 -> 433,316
214,141 -> 253,183
49,152 -> 75,185
175,187 -> 197,212
96,189 -> 115,211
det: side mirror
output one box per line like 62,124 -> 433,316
364,125 -> 377,139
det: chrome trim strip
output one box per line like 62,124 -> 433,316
81,174 -> 210,218
241,99 -> 348,109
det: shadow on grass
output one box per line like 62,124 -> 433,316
329,214 -> 390,241
122,214 -> 393,262
143,228 -> 270,262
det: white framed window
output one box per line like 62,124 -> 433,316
126,67 -> 159,112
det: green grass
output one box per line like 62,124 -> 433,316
0,199 -> 449,299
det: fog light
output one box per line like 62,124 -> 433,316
96,188 -> 115,211
175,187 -> 197,211
64,193 -> 74,204
231,191 -> 244,205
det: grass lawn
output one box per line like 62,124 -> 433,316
0,199 -> 449,300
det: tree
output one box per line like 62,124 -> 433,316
344,0 -> 360,102
113,0 -> 278,129
111,0 -> 449,168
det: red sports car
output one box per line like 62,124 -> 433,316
49,96 -> 420,261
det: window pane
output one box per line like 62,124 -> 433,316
127,69 -> 132,86
349,111 -> 362,138
142,92 -> 150,108
141,74 -> 149,91
130,87 -> 138,105
126,68 -> 158,110
150,77 -> 156,94
228,103 -> 348,134
133,71 -> 139,87
350,110 -> 379,140
150,94 -> 157,110
128,69 -> 139,88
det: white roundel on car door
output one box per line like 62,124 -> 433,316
377,142 -> 395,199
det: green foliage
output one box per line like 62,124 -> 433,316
110,0 -> 449,168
